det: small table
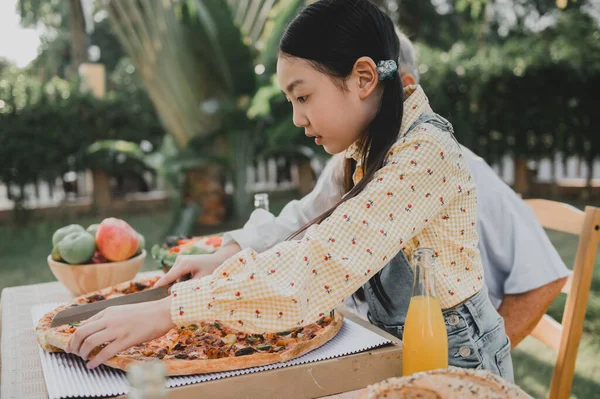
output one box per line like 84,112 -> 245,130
0,275 -> 365,399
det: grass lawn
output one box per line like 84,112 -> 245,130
1,197 -> 599,398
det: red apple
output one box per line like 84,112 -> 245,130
96,218 -> 139,261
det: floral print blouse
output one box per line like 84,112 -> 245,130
170,85 -> 483,333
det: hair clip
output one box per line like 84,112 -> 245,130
376,60 -> 398,81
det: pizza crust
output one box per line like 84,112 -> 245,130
38,278 -> 344,376
357,367 -> 529,399
36,277 -> 160,353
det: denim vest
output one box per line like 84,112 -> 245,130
358,113 -> 514,382
363,112 -> 457,338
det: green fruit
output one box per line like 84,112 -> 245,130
86,223 -> 100,238
52,224 -> 85,246
57,232 -> 96,264
51,244 -> 63,262
136,233 -> 146,255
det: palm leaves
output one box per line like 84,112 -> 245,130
104,0 -> 306,224
228,0 -> 279,44
106,0 -> 242,147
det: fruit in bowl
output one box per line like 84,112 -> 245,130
48,218 -> 147,295
96,218 -> 140,261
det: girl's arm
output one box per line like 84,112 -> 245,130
171,132 -> 461,333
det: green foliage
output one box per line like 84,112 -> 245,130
86,140 -> 154,176
89,17 -> 127,75
255,0 -> 305,83
17,0 -> 67,29
0,73 -> 164,191
416,10 -> 600,165
246,4 -> 600,171
182,0 -> 257,97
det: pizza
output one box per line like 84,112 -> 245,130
36,276 -> 343,376
357,367 -> 529,399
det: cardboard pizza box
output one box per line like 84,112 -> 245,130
117,308 -> 403,399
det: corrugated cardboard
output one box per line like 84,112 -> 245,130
117,309 -> 403,399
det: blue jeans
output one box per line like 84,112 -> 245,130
443,285 -> 514,382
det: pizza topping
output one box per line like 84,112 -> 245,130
123,281 -> 150,294
290,328 -> 304,338
234,347 -> 257,357
206,347 -> 229,359
255,345 -> 272,351
199,334 -> 224,347
173,343 -> 186,351
85,294 -> 105,303
245,335 -> 260,344
156,348 -> 167,359
174,353 -> 188,359
301,324 -> 322,338
142,348 -> 155,357
264,333 -> 280,344
276,337 -> 297,347
221,333 -> 237,346
134,282 -> 148,291
214,321 -> 222,330
276,330 -> 291,336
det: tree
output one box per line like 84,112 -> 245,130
17,0 -> 88,76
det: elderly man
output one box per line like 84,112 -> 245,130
165,31 -> 570,348
388,31 -> 570,346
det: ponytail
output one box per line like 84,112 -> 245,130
280,0 -> 405,313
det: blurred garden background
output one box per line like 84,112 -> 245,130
0,0 -> 599,397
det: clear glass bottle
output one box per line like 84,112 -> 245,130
127,361 -> 168,399
402,248 -> 449,376
254,192 -> 270,211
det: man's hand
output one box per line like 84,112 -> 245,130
66,296 -> 175,369
154,242 -> 242,288
498,277 -> 568,347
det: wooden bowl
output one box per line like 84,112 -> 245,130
47,250 -> 146,296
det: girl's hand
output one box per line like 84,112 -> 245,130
154,254 -> 221,287
66,297 -> 175,369
154,242 -> 242,288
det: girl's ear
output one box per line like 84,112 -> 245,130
352,56 -> 379,100
401,72 -> 417,88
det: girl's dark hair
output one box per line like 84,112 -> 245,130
280,0 -> 404,313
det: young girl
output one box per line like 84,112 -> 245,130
67,0 -> 513,381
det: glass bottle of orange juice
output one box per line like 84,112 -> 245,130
402,248 -> 448,376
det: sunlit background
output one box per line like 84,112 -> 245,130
0,1 -> 599,397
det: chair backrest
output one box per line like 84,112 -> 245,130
525,199 -> 600,399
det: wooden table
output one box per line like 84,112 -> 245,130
0,275 -> 366,399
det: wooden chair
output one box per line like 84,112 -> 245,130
525,199 -> 600,399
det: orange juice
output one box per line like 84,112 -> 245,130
402,248 -> 449,376
402,295 -> 448,376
